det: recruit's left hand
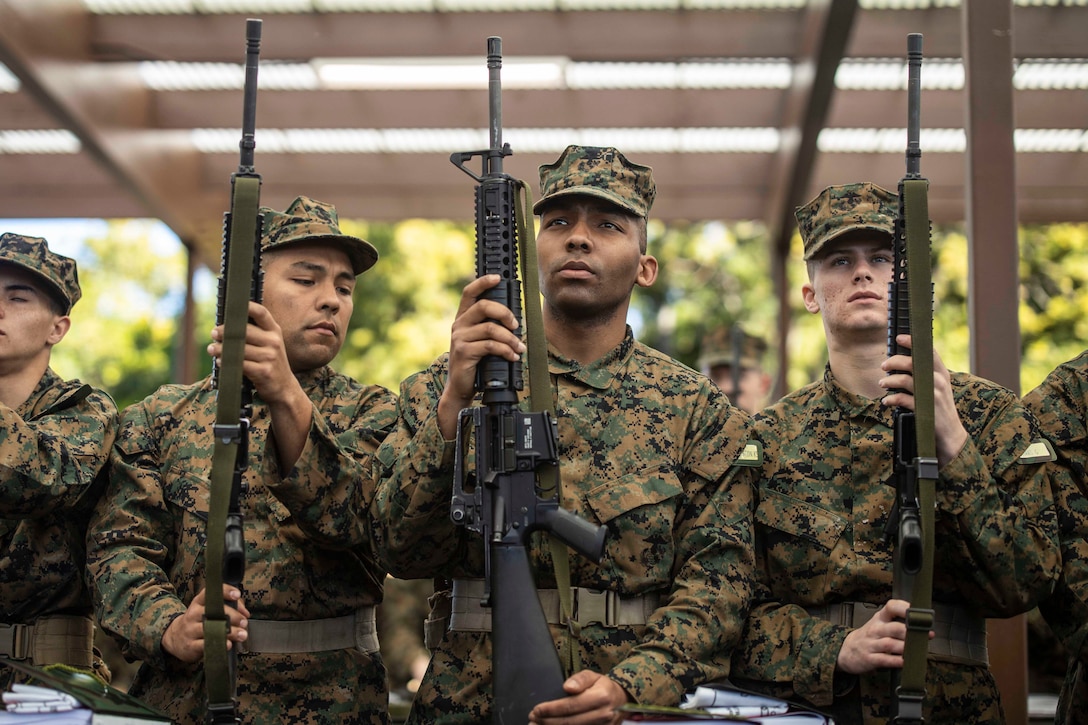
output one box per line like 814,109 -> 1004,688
880,334 -> 969,468
528,670 -> 631,725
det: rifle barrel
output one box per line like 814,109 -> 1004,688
487,36 -> 504,176
239,18 -> 262,174
905,33 -> 922,178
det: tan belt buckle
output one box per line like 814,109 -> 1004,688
0,623 -> 30,660
574,588 -> 611,626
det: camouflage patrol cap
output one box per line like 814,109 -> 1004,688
796,182 -> 897,260
261,196 -> 378,275
533,145 -> 656,218
0,233 -> 81,313
698,326 -> 768,373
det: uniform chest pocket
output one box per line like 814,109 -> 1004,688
755,486 -> 846,553
584,464 -> 683,584
755,486 -> 848,601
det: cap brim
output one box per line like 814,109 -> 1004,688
532,186 -> 643,217
273,235 -> 379,275
0,258 -> 72,312
803,223 -> 893,261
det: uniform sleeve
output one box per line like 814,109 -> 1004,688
607,396 -> 756,705
0,387 -> 118,516
929,389 -> 1060,616
85,402 -> 187,666
265,384 -> 399,550
370,361 -> 469,580
1024,361 -> 1088,659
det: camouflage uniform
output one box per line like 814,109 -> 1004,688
730,183 -> 1061,725
1023,350 -> 1088,724
0,233 -> 118,687
86,369 -> 397,725
372,330 -> 755,723
732,368 -> 1060,724
86,197 -> 399,725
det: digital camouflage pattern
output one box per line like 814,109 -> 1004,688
0,368 -> 117,688
1023,349 -> 1088,725
0,233 -> 81,312
731,367 -> 1061,725
796,182 -> 897,261
86,366 -> 397,725
370,329 -> 755,723
262,195 -> 379,275
533,145 -> 656,218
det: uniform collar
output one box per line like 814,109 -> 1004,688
823,364 -> 894,427
547,326 -> 636,390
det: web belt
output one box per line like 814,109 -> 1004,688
0,615 -> 95,667
237,607 -> 378,655
447,577 -> 660,633
807,601 -> 988,667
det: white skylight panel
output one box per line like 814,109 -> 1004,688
0,130 -> 81,154
818,127 -> 966,153
1015,60 -> 1088,90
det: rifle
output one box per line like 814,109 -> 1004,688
203,18 -> 263,725
450,37 -> 608,725
884,32 -> 937,725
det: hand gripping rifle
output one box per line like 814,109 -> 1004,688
449,37 -> 607,725
883,33 -> 938,725
204,18 -> 263,725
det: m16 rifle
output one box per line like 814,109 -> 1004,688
449,36 -> 608,725
204,18 -> 263,725
884,32 -> 937,725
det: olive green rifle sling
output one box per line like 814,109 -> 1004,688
205,18 -> 263,725
514,182 -> 586,676
891,32 -> 937,725
893,174 -> 937,724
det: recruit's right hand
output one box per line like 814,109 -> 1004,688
161,585 -> 250,664
437,274 -> 525,440
836,599 -> 921,675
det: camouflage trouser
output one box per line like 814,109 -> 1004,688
735,660 -> 1004,725
129,648 -> 389,725
840,662 -> 1004,725
1056,659 -> 1088,725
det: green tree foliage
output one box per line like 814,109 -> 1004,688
633,219 -> 777,370
1019,223 -> 1088,392
51,220 -> 208,410
333,218 -> 475,392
